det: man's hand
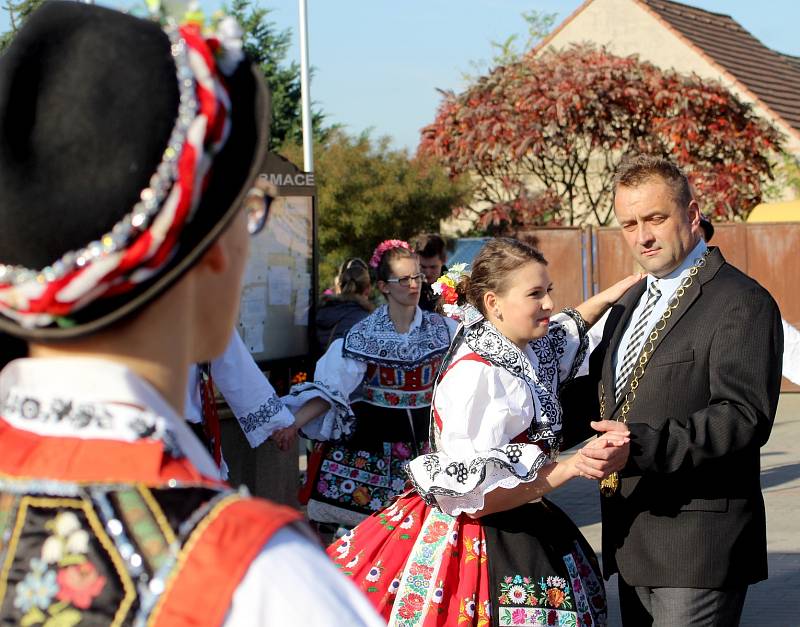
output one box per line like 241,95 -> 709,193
574,420 -> 631,478
271,423 -> 298,451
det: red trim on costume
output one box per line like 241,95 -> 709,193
0,418 -> 223,487
151,498 -> 303,627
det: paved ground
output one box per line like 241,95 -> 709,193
549,393 -> 800,627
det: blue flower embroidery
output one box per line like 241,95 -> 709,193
14,558 -> 59,612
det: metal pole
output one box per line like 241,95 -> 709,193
298,0 -> 313,172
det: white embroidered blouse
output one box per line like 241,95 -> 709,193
407,309 -> 587,517
283,305 -> 457,441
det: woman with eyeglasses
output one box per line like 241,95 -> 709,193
283,240 -> 457,534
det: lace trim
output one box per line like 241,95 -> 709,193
407,442 -> 549,513
342,306 -> 451,369
289,380 -> 356,442
407,445 -> 550,516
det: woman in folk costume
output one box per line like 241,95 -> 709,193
328,238 -> 638,627
284,241 -> 458,530
0,3 -> 381,624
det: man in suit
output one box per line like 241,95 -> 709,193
574,155 -> 783,626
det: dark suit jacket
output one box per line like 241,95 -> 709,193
560,247 -> 783,588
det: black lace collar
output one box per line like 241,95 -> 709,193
342,305 -> 452,370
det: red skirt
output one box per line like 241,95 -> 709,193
327,491 -> 606,627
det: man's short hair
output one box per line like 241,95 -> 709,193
412,233 -> 447,260
613,154 -> 693,208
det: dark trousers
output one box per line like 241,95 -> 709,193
619,576 -> 747,627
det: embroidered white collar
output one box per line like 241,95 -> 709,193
0,357 -> 221,479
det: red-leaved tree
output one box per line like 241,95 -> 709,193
420,45 -> 784,228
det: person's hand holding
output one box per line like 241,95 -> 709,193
576,420 -> 631,477
271,423 -> 298,451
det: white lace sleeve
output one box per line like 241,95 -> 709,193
406,358 -> 550,516
282,339 -> 367,442
543,308 -> 588,385
211,331 -> 294,448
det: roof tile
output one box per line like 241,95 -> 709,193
641,0 -> 800,135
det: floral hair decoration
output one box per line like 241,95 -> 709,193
369,239 -> 413,269
431,263 -> 470,321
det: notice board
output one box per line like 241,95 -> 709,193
237,194 -> 314,362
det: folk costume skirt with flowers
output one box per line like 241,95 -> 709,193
328,491 -> 607,627
307,402 -> 430,527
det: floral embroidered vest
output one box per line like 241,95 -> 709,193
0,419 -> 301,626
362,359 -> 442,409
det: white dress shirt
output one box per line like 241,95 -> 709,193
613,239 -> 708,382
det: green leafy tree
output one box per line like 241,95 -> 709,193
281,129 -> 471,290
465,9 -> 557,80
226,0 -> 328,150
1,0 -> 44,52
2,0 -> 328,150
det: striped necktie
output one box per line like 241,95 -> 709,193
615,281 -> 661,401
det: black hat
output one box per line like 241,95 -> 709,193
0,1 -> 270,339
699,215 -> 715,242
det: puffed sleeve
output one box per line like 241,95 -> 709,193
282,338 -> 367,442
406,359 -> 550,517
211,331 -> 295,448
542,308 -> 588,385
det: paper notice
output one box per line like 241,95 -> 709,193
268,266 -> 292,306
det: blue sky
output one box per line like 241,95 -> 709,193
3,1 -> 799,151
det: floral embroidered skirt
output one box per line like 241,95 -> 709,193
308,403 -> 430,528
328,491 -> 607,627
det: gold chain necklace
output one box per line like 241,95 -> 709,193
598,249 -> 711,497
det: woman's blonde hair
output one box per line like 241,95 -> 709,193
336,258 -> 371,297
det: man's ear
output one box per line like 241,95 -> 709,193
196,238 -> 229,274
687,199 -> 701,226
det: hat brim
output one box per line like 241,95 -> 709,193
0,62 -> 272,341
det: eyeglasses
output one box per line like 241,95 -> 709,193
244,175 -> 278,236
386,273 -> 425,287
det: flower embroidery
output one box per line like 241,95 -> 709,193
400,514 -> 415,530
423,520 -> 449,544
56,562 -> 106,609
388,578 -> 401,595
498,575 -> 537,606
365,562 -> 383,583
409,562 -> 433,579
345,552 -> 362,569
14,510 -> 108,626
369,497 -> 383,511
397,592 -> 424,619
460,595 -> 476,618
13,559 -> 59,612
391,477 -> 407,492
538,575 -> 572,610
352,486 -> 371,506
